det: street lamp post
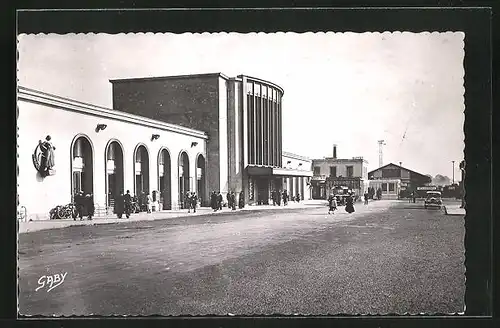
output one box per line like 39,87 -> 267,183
452,160 -> 455,184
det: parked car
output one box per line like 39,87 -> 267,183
424,191 -> 443,209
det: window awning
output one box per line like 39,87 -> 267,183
246,165 -> 313,177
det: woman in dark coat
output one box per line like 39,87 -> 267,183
86,194 -> 95,220
345,194 -> 355,213
230,192 -> 236,210
210,191 -> 218,211
217,192 -> 223,210
75,191 -> 84,220
115,193 -> 125,219
238,191 -> 245,209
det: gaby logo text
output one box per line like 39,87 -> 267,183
36,272 -> 67,292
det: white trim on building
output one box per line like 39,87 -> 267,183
18,86 -> 208,140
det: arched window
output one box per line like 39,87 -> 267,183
178,151 -> 190,208
196,154 -> 206,205
158,148 -> 172,210
105,140 -> 124,208
71,136 -> 94,197
134,145 -> 150,197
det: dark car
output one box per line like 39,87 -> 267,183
424,191 -> 443,209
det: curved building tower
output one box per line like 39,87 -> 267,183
111,73 -> 311,206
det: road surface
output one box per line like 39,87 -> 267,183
18,199 -> 465,316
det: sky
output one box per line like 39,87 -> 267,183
17,32 -> 465,179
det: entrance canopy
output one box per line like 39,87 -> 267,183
246,165 -> 313,177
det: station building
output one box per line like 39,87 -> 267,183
17,73 -> 312,220
367,163 -> 432,199
17,86 -> 208,220
281,152 -> 313,201
110,73 -> 312,206
310,145 -> 369,199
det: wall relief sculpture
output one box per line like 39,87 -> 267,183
32,135 -> 56,177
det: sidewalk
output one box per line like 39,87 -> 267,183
443,204 -> 466,216
18,200 -> 327,234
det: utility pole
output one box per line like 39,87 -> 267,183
378,140 -> 386,168
452,160 -> 455,184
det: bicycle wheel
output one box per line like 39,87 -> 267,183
56,206 -> 66,219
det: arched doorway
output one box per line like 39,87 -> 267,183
105,140 -> 124,211
196,154 -> 206,206
134,144 -> 150,198
178,151 -> 190,209
71,135 -> 94,198
158,148 -> 172,210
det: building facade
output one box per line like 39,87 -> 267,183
368,179 -> 402,199
368,163 -> 432,199
18,87 -> 208,220
18,73 -> 312,220
281,152 -> 312,201
311,145 -> 369,199
111,73 -> 311,206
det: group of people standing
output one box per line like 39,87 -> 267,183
114,190 -> 134,219
271,190 -> 301,206
210,191 -> 245,212
73,192 -> 95,220
184,192 -> 199,213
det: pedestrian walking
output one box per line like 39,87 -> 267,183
238,191 -> 245,209
364,192 -> 369,205
272,190 -> 277,206
185,192 -> 192,213
191,192 -> 198,213
230,192 -> 236,210
85,193 -> 94,220
123,190 -> 132,218
328,194 -> 337,214
74,191 -> 84,221
217,192 -> 223,210
282,190 -> 288,206
115,192 -> 124,219
147,193 -> 153,213
210,191 -> 218,212
227,191 -> 232,210
345,194 -> 355,213
296,193 -> 300,203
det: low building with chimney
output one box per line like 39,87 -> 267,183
310,145 -> 369,199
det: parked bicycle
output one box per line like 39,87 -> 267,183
131,201 -> 140,213
50,203 -> 77,220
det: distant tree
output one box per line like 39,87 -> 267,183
432,174 -> 451,186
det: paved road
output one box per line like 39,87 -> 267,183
18,200 -> 465,316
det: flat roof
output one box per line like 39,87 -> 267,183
18,86 -> 208,139
109,72 -> 231,83
312,157 -> 368,163
282,151 -> 311,162
237,75 -> 285,95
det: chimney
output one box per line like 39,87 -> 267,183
333,144 -> 337,159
